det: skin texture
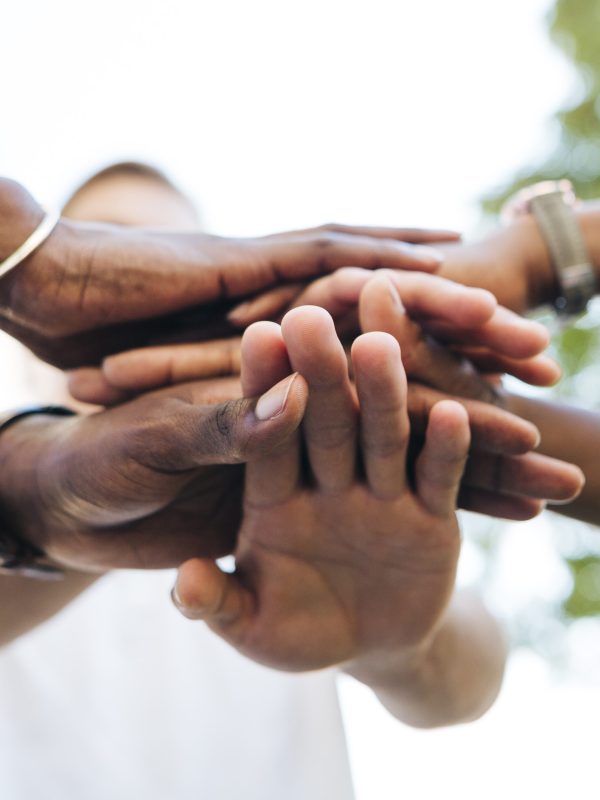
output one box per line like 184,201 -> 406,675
0,169 -> 469,648
173,307 -> 507,728
0,178 -> 459,368
0,168 -> 582,740
437,203 -> 600,314
0,374 -> 307,573
505,393 -> 600,526
424,207 -> 600,525
72,275 -> 583,521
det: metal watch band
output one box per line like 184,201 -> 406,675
0,405 -> 76,579
528,190 -> 597,316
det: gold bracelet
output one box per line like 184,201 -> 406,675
0,209 -> 60,281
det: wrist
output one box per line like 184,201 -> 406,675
507,215 -> 558,310
344,594 -> 506,728
576,202 -> 600,283
507,198 -> 600,309
0,413 -> 77,557
0,179 -> 71,335
0,180 -> 44,264
342,630 -> 436,696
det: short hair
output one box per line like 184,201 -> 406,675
62,161 -> 187,213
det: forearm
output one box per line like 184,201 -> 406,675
0,411 -> 102,645
344,591 -> 506,728
505,393 -> 600,525
0,571 -> 100,648
439,202 -> 600,313
0,179 -> 44,263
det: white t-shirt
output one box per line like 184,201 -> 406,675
0,333 -> 355,799
0,570 -> 355,800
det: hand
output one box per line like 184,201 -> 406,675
68,283 -> 583,519
65,267 -> 513,405
356,273 -> 582,518
436,216 -> 557,313
172,306 -> 471,674
0,373 -> 307,572
228,266 -> 559,387
0,179 -> 456,368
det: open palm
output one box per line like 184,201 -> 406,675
174,306 -> 470,672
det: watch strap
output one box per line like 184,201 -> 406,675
529,190 -> 597,316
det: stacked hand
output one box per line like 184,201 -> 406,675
69,271 -> 583,523
0,180 -> 458,368
172,306 -> 470,673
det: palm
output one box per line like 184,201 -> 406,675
20,369 -> 306,572
230,486 -> 459,671
174,306 -> 470,674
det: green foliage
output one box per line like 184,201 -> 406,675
564,556 -> 600,618
548,317 -> 600,403
483,0 -> 600,214
476,0 -> 600,631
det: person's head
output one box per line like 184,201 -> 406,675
62,161 -> 200,230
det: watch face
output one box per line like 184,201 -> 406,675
501,179 -> 575,224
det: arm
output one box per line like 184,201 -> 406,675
439,202 -> 600,313
0,572 -> 100,649
0,178 -> 448,369
346,591 -> 506,728
173,306 -> 508,728
504,392 -> 600,525
0,377 -> 306,647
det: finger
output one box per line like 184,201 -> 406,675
450,348 -> 561,387
173,558 -> 254,637
426,306 -> 550,359
463,451 -> 585,503
358,272 -> 499,403
144,372 -> 307,472
264,230 -> 444,273
415,400 -> 471,516
458,488 -> 544,520
101,338 -> 242,392
407,384 -> 540,456
69,370 -> 243,408
289,267 -> 370,318
241,321 -> 302,505
240,322 -> 291,396
351,332 -> 409,500
227,284 -> 304,327
286,268 -> 496,329
310,223 -> 462,244
281,306 -> 358,491
68,368 -> 132,406
227,268 -> 366,331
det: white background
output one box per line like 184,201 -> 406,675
2,1 -> 599,798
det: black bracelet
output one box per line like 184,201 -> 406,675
0,405 -> 77,580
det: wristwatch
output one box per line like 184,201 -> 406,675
502,179 -> 597,316
0,405 -> 76,579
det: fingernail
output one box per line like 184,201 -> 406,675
255,373 -> 297,421
382,275 -> 403,308
227,302 -> 250,325
414,245 -> 444,265
171,584 -> 183,610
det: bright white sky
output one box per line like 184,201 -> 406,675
2,1 -> 598,798
2,0 -> 571,234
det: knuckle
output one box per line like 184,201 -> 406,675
312,231 -> 339,250
205,398 -> 250,462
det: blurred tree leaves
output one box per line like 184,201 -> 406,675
565,556 -> 600,618
483,0 -> 600,214
478,0 -> 600,626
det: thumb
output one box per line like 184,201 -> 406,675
149,372 -> 308,471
